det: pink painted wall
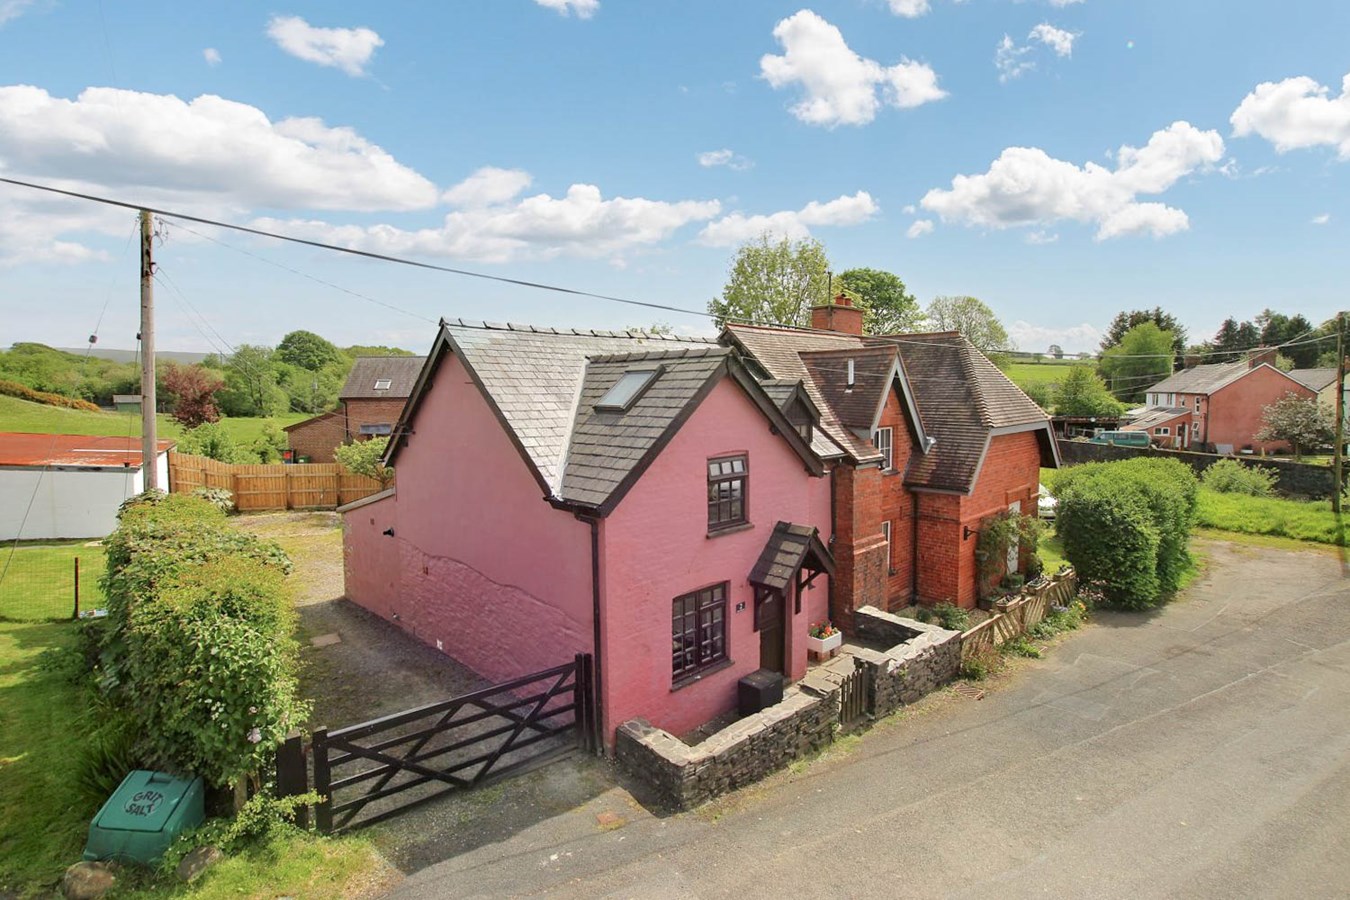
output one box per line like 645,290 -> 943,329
343,492 -> 399,619
342,352 -> 594,685
1207,367 -> 1314,452
598,377 -> 832,747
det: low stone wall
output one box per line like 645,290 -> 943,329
1056,439 -> 1338,498
616,614 -> 962,810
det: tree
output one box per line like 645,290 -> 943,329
1099,322 -> 1174,403
1048,344 -> 1064,359
276,330 -> 341,372
218,345 -> 286,417
1101,308 -> 1187,360
837,267 -> 922,335
161,363 -> 224,428
335,437 -> 394,486
1052,366 -> 1127,417
1256,393 -> 1334,459
708,234 -> 830,327
925,296 -> 1012,355
176,422 -> 249,463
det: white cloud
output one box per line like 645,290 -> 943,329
442,167 -> 533,207
266,15 -> 383,77
203,48 -> 222,66
1029,23 -> 1077,57
906,219 -> 934,239
697,148 -> 753,171
1312,213 -> 1331,225
920,121 -> 1224,240
887,0 -> 931,17
698,191 -> 878,246
534,0 -> 599,18
1008,321 -> 1101,355
0,85 -> 439,212
760,9 -> 945,127
254,184 -> 720,264
0,1 -> 35,27
995,35 -> 1035,82
1025,230 -> 1059,244
1231,71 -> 1350,158
1047,0 -> 1085,6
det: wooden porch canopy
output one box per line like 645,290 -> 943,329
749,522 -> 835,594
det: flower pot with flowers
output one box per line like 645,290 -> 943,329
807,621 -> 843,660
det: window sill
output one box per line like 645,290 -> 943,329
707,522 -> 753,539
672,658 -> 734,691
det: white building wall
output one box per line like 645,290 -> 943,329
0,452 -> 169,540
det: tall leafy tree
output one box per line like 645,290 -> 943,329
218,345 -> 287,417
708,234 -> 830,327
837,267 -> 922,335
1099,322 -> 1175,403
925,296 -> 1012,355
161,363 -> 224,427
1052,366 -> 1128,417
1101,308 -> 1188,360
276,330 -> 341,371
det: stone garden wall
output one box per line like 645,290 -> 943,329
616,614 -> 962,810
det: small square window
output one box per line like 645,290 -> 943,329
373,378 -> 393,391
707,455 -> 748,530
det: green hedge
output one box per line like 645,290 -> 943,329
1055,458 -> 1198,608
0,378 -> 102,412
98,492 -> 302,788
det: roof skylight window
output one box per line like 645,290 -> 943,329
373,378 -> 393,390
595,368 -> 661,412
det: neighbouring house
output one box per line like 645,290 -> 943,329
1131,349 -> 1316,453
1287,367 -> 1346,416
342,321 -> 832,749
0,433 -> 174,540
285,356 -> 424,462
723,294 -> 1057,620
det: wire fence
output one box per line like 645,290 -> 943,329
0,541 -> 105,621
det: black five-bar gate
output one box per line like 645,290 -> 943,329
281,653 -> 593,833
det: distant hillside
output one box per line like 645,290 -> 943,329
51,347 -> 210,365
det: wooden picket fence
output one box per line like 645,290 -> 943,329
961,569 -> 1078,661
168,452 -> 386,511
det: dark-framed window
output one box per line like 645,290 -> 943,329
707,455 -> 748,530
672,583 -> 728,679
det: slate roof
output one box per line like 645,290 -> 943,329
341,356 -> 426,400
1145,360 -> 1249,397
1123,407 -> 1190,431
748,522 -> 835,592
724,325 -> 1054,494
1288,367 -> 1339,392
800,347 -> 898,431
561,346 -> 731,507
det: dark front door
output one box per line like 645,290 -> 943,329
758,588 -> 786,674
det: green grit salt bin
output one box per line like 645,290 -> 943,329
83,770 -> 205,866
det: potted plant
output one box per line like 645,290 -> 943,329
807,621 -> 843,660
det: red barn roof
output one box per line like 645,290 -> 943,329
0,433 -> 176,469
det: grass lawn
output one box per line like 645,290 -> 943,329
0,396 -> 307,448
0,542 -> 106,621
1004,360 -> 1094,394
1195,488 -> 1345,545
0,619 -> 391,899
1038,528 -> 1068,574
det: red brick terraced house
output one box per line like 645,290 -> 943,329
722,294 -> 1058,620
285,356 -> 425,462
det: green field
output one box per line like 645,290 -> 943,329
1195,488 -> 1345,545
0,395 -> 308,444
1004,359 -> 1096,394
0,542 -> 106,621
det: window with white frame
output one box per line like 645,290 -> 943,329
873,426 -> 894,471
1157,426 -> 1170,436
881,521 -> 892,570
1192,421 -> 1200,435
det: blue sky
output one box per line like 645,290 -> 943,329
1,0 -> 1348,356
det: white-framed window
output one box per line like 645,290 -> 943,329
881,521 -> 892,570
373,378 -> 393,391
1157,426 -> 1170,436
1192,421 -> 1200,435
1194,396 -> 1201,412
873,426 -> 894,471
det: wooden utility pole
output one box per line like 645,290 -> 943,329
139,209 -> 158,491
1334,311 -> 1346,515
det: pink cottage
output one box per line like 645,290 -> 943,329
342,320 -> 834,750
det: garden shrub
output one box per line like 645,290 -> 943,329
193,486 -> 237,513
1055,458 -> 1198,607
1201,459 -> 1278,497
0,378 -> 102,411
932,601 -> 970,632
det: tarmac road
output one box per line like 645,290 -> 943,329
392,539 -> 1350,899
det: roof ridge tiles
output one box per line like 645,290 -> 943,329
587,346 -> 729,363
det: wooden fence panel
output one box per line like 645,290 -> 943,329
961,569 -> 1079,661
167,453 -> 386,511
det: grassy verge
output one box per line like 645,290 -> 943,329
0,619 -> 391,899
0,396 -> 307,445
1195,488 -> 1345,545
1038,528 -> 1067,574
0,542 -> 106,621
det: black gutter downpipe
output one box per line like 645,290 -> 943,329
588,516 -> 605,755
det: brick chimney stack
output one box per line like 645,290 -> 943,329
1248,346 -> 1277,369
811,293 -> 865,336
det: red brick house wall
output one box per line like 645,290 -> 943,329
285,411 -> 345,463
344,397 -> 409,441
829,464 -> 887,633
914,492 -> 962,605
1206,367 -> 1314,453
877,390 -> 917,606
